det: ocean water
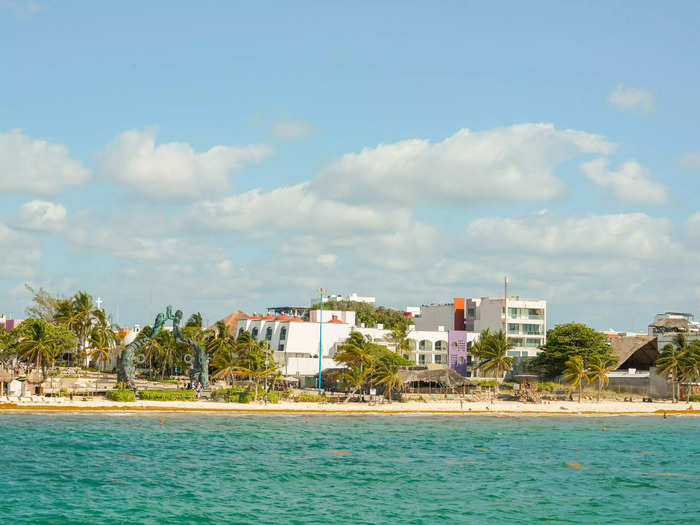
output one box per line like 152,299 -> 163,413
1,414 -> 699,524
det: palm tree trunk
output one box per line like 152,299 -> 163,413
597,377 -> 601,403
495,366 -> 500,398
578,381 -> 582,403
344,387 -> 359,403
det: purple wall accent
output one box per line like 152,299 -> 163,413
448,330 -> 468,376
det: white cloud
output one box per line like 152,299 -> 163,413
190,182 -> 414,235
0,0 -> 43,18
0,222 -> 41,278
0,130 -> 89,195
312,123 -> 616,206
15,200 -> 67,232
607,84 -> 656,113
271,120 -> 314,140
317,254 -> 337,266
581,158 -> 669,205
464,212 -> 680,260
679,152 -> 700,171
97,128 -> 273,200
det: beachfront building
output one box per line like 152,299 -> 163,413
473,296 -> 547,359
411,303 -> 455,332
325,292 -> 376,304
648,312 -> 700,347
235,310 -> 352,376
354,326 -> 453,366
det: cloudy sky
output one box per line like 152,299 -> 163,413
1,2 -> 699,331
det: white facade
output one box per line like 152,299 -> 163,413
309,309 -> 356,325
236,310 -> 354,376
474,297 -> 547,358
326,292 -> 376,304
353,326 -> 452,366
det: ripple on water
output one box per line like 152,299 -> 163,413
0,414 -> 699,523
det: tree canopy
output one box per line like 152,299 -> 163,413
531,323 -> 615,378
310,300 -> 412,330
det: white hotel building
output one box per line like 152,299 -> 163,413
474,297 -> 547,358
236,309 -> 454,376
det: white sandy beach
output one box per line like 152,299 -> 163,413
1,398 -> 697,415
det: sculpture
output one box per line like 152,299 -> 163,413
116,306 -> 209,391
167,306 -> 209,389
116,312 -> 166,388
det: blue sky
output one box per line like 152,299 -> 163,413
1,1 -> 699,331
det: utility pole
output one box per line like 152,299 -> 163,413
318,288 -> 326,394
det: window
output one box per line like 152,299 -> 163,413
280,327 -> 287,340
467,308 -> 476,317
466,355 -> 472,365
419,340 -> 431,351
251,327 -> 259,339
435,354 -> 442,364
508,323 -> 519,333
522,324 -> 541,335
278,343 -> 285,352
418,354 -> 426,364
507,351 -> 520,357
237,328 -> 244,337
265,327 -> 273,341
434,340 -> 447,351
526,338 -> 540,347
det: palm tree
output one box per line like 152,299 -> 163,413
16,320 -> 61,379
679,342 -> 700,402
586,357 -> 617,402
234,340 -> 278,400
206,320 -> 236,358
657,343 -> 683,402
212,344 -> 239,384
562,356 -> 588,403
372,357 -> 403,402
156,330 -> 178,379
186,312 -> 203,328
388,321 -> 410,360
338,365 -> 371,403
473,330 -> 514,397
87,309 -> 119,370
54,291 -> 98,365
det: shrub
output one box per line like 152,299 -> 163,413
237,391 -> 253,403
689,394 -> 700,402
294,392 -> 326,403
138,389 -> 197,401
266,391 -> 280,404
106,388 -> 136,402
212,387 -> 252,402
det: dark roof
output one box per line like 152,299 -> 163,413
397,368 -> 472,387
611,336 -> 658,370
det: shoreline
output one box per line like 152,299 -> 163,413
1,399 -> 698,416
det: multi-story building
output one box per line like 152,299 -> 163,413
648,312 -> 700,347
474,296 -> 547,358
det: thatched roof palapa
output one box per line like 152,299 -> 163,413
649,318 -> 691,331
611,335 -> 658,370
397,368 -> 472,388
207,310 -> 249,336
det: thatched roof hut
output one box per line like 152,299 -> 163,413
611,336 -> 658,370
649,317 -> 691,332
398,367 -> 472,389
207,310 -> 249,336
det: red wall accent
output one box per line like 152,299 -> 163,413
453,298 -> 465,331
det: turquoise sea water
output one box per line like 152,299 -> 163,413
1,414 -> 699,524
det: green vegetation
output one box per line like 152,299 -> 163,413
3,319 -> 77,378
138,389 -> 197,401
562,355 -> 587,403
310,300 -> 412,330
586,357 -> 617,402
531,323 -> 616,378
334,331 -> 412,402
657,335 -> 700,402
106,387 -> 136,402
295,392 -> 326,402
472,329 -> 514,396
